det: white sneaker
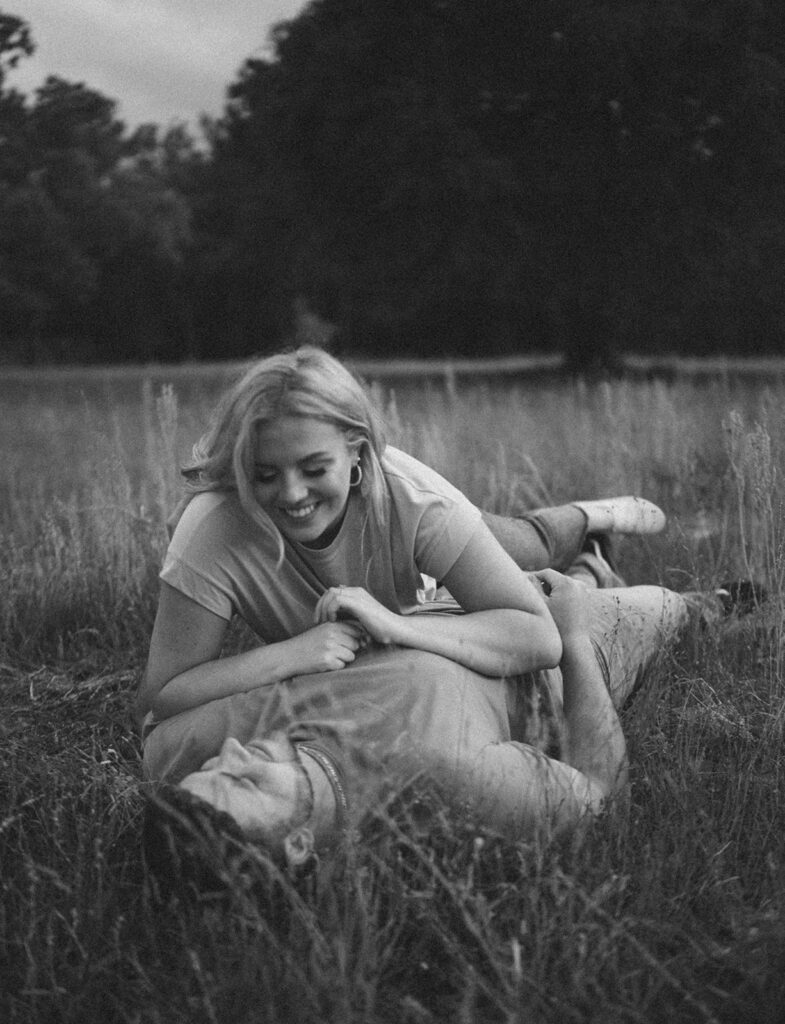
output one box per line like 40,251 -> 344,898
571,496 -> 666,535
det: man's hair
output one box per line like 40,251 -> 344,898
142,784 -> 278,901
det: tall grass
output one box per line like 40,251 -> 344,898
1,367 -> 784,1023
0,379 -> 195,667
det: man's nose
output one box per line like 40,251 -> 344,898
218,736 -> 249,765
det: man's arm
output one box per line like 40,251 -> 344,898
533,569 -> 628,809
445,570 -> 628,837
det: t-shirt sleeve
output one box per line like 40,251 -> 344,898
160,556 -> 234,620
383,448 -> 483,581
159,493 -> 238,621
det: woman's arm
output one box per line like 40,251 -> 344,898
136,583 -> 367,728
314,525 -> 562,677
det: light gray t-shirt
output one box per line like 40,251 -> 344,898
160,446 -> 483,642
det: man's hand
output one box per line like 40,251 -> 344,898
531,569 -> 590,647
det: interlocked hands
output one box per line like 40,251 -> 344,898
280,586 -> 400,678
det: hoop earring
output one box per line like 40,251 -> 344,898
349,462 -> 363,488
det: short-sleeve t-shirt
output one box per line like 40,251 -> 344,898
160,446 -> 483,642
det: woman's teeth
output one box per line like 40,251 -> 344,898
283,504 -> 317,519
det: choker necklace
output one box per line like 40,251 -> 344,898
297,742 -> 349,832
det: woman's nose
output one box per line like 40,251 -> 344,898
279,471 -> 309,504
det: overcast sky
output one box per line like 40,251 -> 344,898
7,0 -> 306,130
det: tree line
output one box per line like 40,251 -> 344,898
2,1 -> 785,368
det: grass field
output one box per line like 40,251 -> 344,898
1,363 -> 784,1023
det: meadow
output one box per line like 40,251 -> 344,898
1,361 -> 784,1023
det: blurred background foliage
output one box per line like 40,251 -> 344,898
2,0 -> 785,368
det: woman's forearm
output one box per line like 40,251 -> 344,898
392,608 -> 562,677
149,641 -> 296,722
145,618 -> 368,724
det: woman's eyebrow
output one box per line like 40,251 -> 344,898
300,452 -> 334,463
255,452 -> 335,468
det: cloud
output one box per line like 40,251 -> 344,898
8,0 -> 304,127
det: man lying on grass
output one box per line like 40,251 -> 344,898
142,561 -> 744,880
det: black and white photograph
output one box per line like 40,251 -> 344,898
2,3 -> 784,1022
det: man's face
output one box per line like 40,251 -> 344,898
179,734 -> 311,844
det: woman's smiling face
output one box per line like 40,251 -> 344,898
253,416 -> 357,546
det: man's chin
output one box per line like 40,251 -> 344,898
246,733 -> 299,763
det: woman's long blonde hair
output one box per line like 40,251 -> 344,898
178,347 -> 388,538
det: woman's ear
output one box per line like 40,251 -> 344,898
283,826 -> 316,874
345,435 -> 364,459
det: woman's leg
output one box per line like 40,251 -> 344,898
483,497 -> 666,574
482,506 -> 589,571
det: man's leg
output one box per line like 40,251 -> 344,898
565,537 -> 626,589
503,584 -> 686,762
431,578 -> 761,837
583,586 -> 690,707
509,578 -> 758,752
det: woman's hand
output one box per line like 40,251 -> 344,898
282,620 -> 369,675
531,569 -> 590,646
314,586 -> 399,646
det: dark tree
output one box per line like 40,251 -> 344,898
0,17 -> 195,364
215,0 -> 785,366
0,12 -> 32,81
4,4 -> 785,365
